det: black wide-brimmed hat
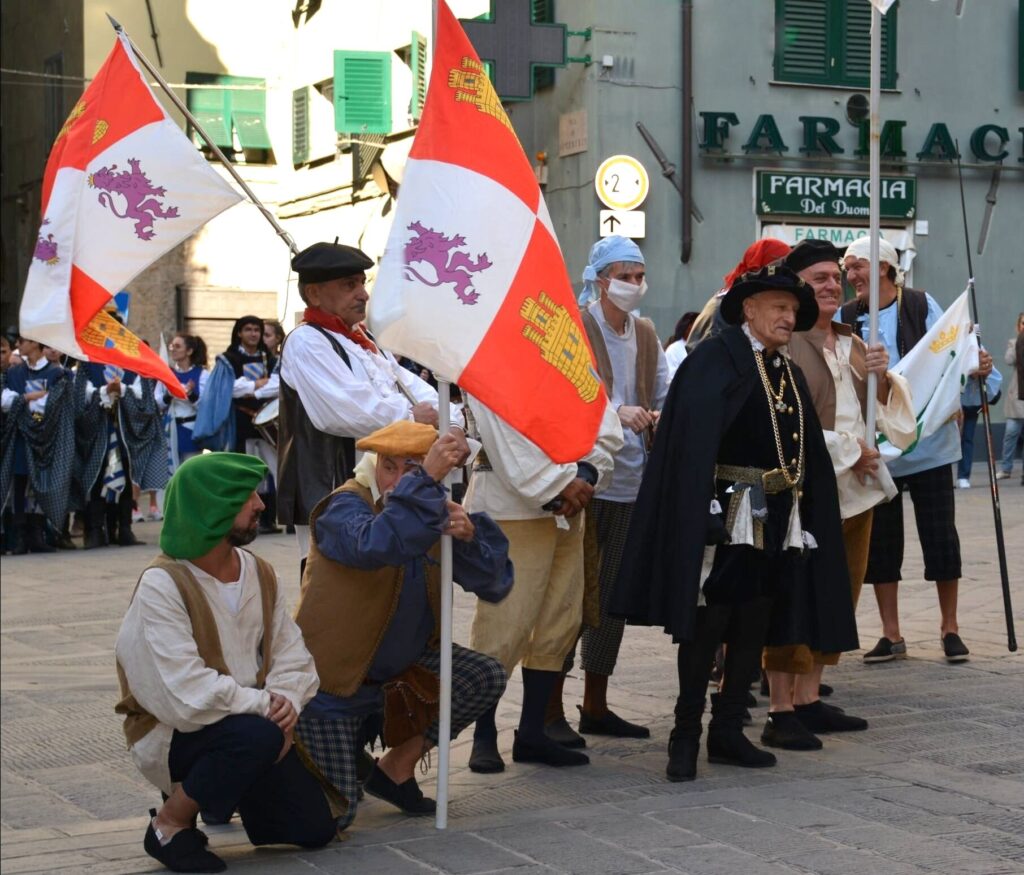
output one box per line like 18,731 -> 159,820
720,263 -> 819,332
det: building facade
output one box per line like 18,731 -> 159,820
3,0 -> 1020,422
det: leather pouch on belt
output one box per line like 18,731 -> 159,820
381,663 -> 440,748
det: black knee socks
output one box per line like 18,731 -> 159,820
473,703 -> 498,742
518,668 -> 557,741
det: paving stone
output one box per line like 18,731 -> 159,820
398,832 -> 529,873
555,812 -> 706,851
646,843 -> 802,875
476,821 -> 656,874
649,806 -> 835,859
1,493 -> 1021,874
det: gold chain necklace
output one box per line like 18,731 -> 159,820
754,350 -> 805,489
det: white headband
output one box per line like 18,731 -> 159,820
844,237 -> 905,287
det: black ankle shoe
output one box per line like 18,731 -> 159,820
144,809 -> 224,873
363,765 -> 436,815
468,736 -> 505,773
545,717 -> 586,749
706,729 -> 776,768
577,705 -> 650,738
666,731 -> 700,782
762,711 -> 823,750
512,730 -> 589,767
794,700 -> 867,733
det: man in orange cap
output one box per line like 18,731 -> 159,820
293,421 -> 511,830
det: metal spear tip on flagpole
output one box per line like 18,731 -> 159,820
106,13 -> 123,31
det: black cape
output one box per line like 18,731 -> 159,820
609,325 -> 859,653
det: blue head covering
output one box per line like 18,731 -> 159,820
579,235 -> 645,305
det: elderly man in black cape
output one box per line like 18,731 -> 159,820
610,264 -> 858,782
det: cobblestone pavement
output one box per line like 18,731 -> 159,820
2,474 -> 1022,874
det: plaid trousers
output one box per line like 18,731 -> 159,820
564,498 -> 635,676
296,643 -> 506,830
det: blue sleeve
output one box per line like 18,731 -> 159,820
982,363 -> 1002,401
315,470 -> 447,569
452,513 -> 513,604
5,366 -> 26,393
924,293 -> 944,331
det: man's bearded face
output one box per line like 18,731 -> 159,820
227,492 -> 264,546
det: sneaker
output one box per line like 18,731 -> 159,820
132,510 -> 146,523
147,510 -> 163,522
863,637 -> 907,663
942,632 -> 970,663
956,478 -> 971,489
995,470 -> 1010,480
761,711 -> 823,751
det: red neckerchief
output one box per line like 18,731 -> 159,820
303,307 -> 378,354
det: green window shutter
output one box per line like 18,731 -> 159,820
226,75 -> 271,150
334,50 -> 392,134
292,87 -> 310,165
409,31 -> 427,122
841,0 -> 897,89
185,73 -> 232,148
775,0 -> 897,89
185,73 -> 269,151
775,0 -> 830,84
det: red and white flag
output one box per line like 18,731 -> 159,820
20,33 -> 242,397
369,1 -> 606,463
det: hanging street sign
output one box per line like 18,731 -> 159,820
600,209 -> 646,239
756,169 -> 917,220
595,154 -> 650,211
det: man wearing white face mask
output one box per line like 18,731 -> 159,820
548,236 -> 669,746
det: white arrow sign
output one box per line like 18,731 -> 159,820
600,209 -> 646,239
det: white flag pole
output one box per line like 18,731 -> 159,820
865,3 -> 882,445
436,380 -> 454,831
430,0 -> 454,833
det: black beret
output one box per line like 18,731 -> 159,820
784,239 -> 843,274
720,264 -> 819,332
291,242 -> 374,283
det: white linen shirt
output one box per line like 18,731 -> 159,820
463,394 -> 624,520
279,324 -> 438,438
821,333 -> 916,519
114,549 -> 319,793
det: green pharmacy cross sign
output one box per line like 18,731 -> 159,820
757,170 -> 917,220
461,0 -> 567,101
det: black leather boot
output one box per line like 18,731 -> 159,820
83,499 -> 108,550
117,497 -> 143,546
10,514 -> 28,555
666,727 -> 701,782
26,515 -> 56,553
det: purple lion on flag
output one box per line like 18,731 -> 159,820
89,158 -> 179,241
403,221 -> 492,305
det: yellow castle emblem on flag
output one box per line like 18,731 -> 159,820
929,324 -> 959,354
80,308 -> 142,357
56,99 -> 87,143
447,57 -> 514,134
521,292 -> 601,403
